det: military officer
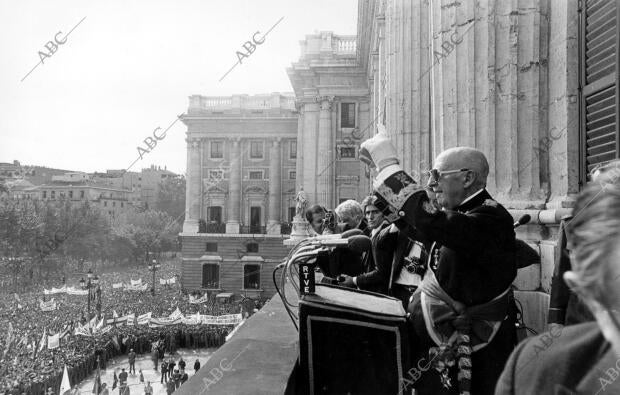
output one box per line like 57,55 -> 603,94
360,127 -> 517,395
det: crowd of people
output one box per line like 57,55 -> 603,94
298,127 -> 620,394
0,259 -> 242,394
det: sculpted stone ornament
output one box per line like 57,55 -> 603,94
285,187 -> 311,245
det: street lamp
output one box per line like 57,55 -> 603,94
148,258 -> 160,296
80,269 -> 97,320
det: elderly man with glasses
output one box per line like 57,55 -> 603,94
359,127 -> 518,395
496,161 -> 620,394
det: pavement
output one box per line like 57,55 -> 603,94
75,348 -> 216,394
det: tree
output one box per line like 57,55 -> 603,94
156,176 -> 185,225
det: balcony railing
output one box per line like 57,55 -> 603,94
205,222 -> 226,234
240,225 -> 266,234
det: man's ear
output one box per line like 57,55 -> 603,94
462,170 -> 477,189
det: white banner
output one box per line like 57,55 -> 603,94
125,313 -> 136,326
160,277 -> 176,285
137,312 -> 152,325
112,282 -> 123,289
47,333 -> 60,349
148,316 -> 183,327
65,286 -> 88,296
168,307 -> 184,320
130,279 -> 142,286
44,286 -> 67,295
74,324 -> 91,337
189,294 -> 209,304
40,299 -> 57,311
124,283 -> 148,291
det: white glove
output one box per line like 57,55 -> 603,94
359,123 -> 400,172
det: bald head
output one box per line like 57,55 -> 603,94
435,147 -> 489,189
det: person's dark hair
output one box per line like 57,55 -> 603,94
305,204 -> 326,223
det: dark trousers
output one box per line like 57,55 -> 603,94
161,371 -> 167,383
129,361 -> 135,374
391,283 -> 418,310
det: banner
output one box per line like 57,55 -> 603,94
74,325 -> 91,337
125,313 -> 136,326
148,317 -> 183,327
59,365 -> 71,395
47,333 -> 60,350
169,307 -> 184,320
160,278 -> 176,285
44,286 -> 67,295
189,294 -> 209,304
112,282 -> 123,289
182,313 -> 202,326
40,299 -> 57,312
65,286 -> 88,296
98,325 -> 112,335
124,283 -> 148,291
130,279 -> 142,286
38,329 -> 47,352
137,312 -> 152,325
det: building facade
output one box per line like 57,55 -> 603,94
181,93 -> 300,235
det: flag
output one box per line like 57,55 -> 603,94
47,333 -> 60,349
169,307 -> 183,320
112,335 -> 120,350
113,310 -> 119,319
3,323 -> 14,357
130,278 -> 142,286
59,365 -> 71,395
38,328 -> 47,352
13,293 -> 20,302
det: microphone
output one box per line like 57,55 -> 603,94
514,214 -> 531,228
311,235 -> 372,252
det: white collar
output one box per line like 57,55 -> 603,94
458,188 -> 485,207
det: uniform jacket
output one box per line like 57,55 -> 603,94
374,171 -> 517,394
495,322 -> 620,395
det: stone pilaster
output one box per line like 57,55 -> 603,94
267,138 -> 282,234
226,138 -> 241,233
183,138 -> 201,233
317,96 -> 334,207
301,101 -> 320,204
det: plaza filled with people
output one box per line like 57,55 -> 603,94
0,259 -> 242,394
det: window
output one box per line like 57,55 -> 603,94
207,207 -> 223,223
210,141 -> 224,159
288,207 -> 296,222
51,191 -> 56,199
80,190 -> 85,199
69,191 -> 73,198
246,242 -> 259,253
340,147 -> 356,159
112,201 -> 116,207
289,170 -> 296,180
104,201 -> 107,207
206,242 -> 218,252
341,103 -> 356,128
243,264 -> 261,289
250,141 -> 263,158
290,140 -> 297,159
202,264 -> 220,289
579,1 -> 619,184
42,191 -> 47,199
249,171 -> 263,180
121,202 -> 124,208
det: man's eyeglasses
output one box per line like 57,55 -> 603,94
427,168 -> 470,182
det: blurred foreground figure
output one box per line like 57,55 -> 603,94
360,127 -> 517,395
548,161 -> 620,330
496,171 -> 620,394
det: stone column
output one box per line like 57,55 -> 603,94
302,101 -> 320,203
267,138 -> 282,234
226,138 -> 241,233
317,96 -> 334,206
182,138 -> 201,233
